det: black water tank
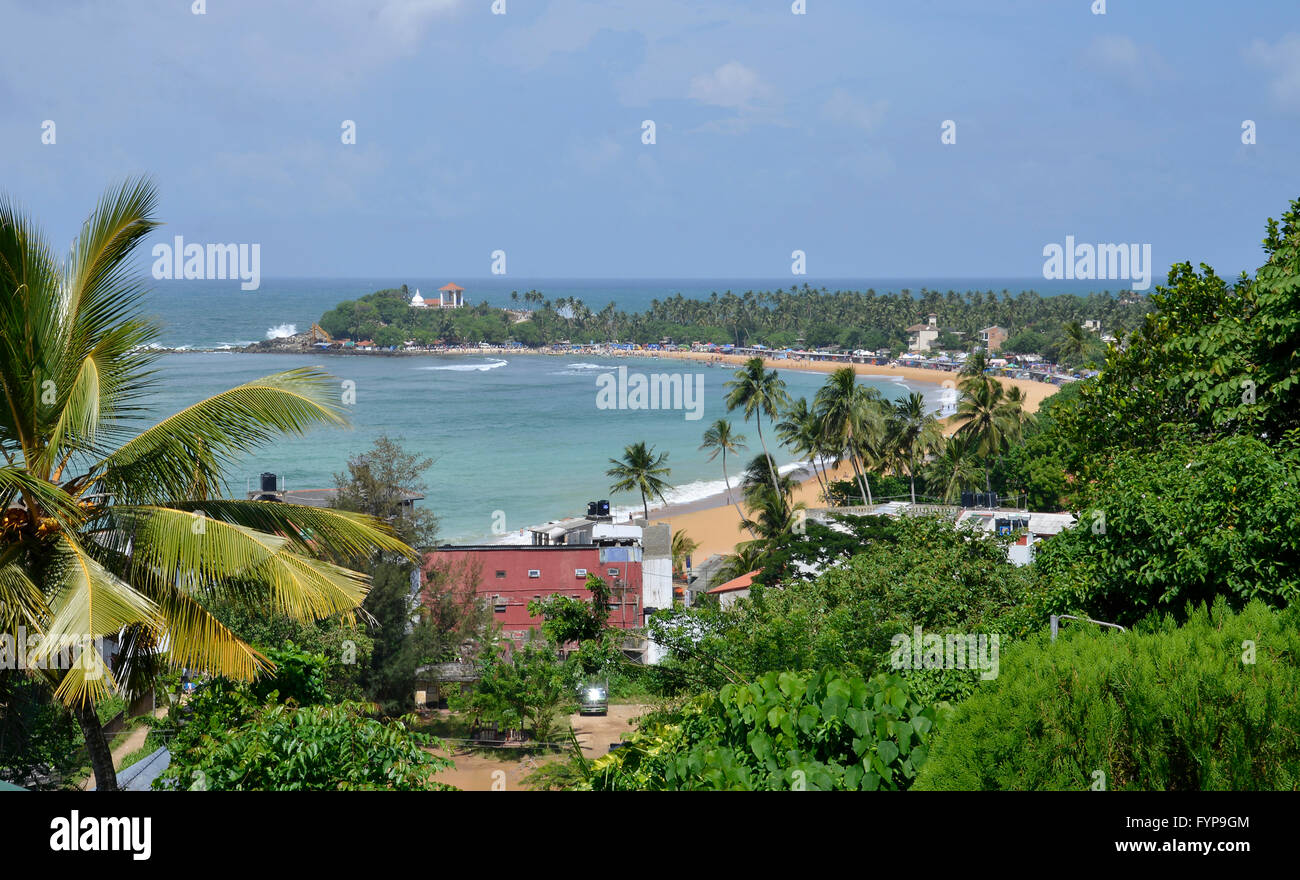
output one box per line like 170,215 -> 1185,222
598,499 -> 610,516
260,472 -> 277,493
587,501 -> 599,517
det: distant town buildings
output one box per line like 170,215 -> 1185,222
806,501 -> 1076,568
427,516 -> 674,663
979,325 -> 1008,353
906,313 -> 941,352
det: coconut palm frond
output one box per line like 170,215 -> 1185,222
97,368 -> 350,502
0,546 -> 46,632
0,465 -> 84,529
160,499 -> 415,562
152,589 -> 271,684
111,506 -> 370,622
40,535 -> 162,705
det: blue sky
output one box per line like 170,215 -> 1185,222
2,0 -> 1298,280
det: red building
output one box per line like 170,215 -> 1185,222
426,544 -> 645,645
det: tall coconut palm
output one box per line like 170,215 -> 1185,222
814,367 -> 884,506
955,376 -> 1025,492
735,452 -> 805,542
886,392 -> 945,504
0,179 -> 413,789
922,433 -> 984,503
699,418 -> 751,534
739,490 -> 806,543
1057,320 -> 1090,366
606,441 -> 672,521
724,357 -> 789,500
710,540 -> 767,590
775,397 -> 828,499
962,347 -> 988,376
670,529 -> 699,577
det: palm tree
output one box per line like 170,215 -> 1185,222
699,419 -> 751,532
670,529 -> 699,577
1002,385 -> 1032,438
886,392 -> 945,504
606,441 -> 672,521
776,397 -> 829,499
0,179 -> 412,789
962,347 -> 988,376
955,376 -> 1026,492
724,357 -> 790,500
736,453 -> 805,542
738,453 -> 797,511
1058,321 -> 1090,366
710,540 -> 767,590
814,367 -> 884,506
922,434 -> 984,503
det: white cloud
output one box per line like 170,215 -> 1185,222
688,61 -> 766,109
821,89 -> 888,132
1246,33 -> 1300,110
1081,35 -> 1171,92
368,0 -> 465,53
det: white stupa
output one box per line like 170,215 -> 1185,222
409,288 -> 426,308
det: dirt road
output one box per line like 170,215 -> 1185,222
433,703 -> 646,791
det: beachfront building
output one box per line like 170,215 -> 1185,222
952,509 -> 1076,565
437,283 -> 465,308
427,520 -> 674,663
906,314 -> 942,352
805,501 -> 1076,568
979,325 -> 1008,353
707,569 -> 760,610
409,288 -> 427,308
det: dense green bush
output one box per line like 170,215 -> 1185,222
159,686 -> 453,791
1034,434 -> 1300,625
588,668 -> 947,791
0,676 -> 82,789
655,517 -> 1036,690
249,642 -> 330,706
915,599 -> 1300,790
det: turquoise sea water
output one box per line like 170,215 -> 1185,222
148,351 -> 934,544
140,275 -> 1082,543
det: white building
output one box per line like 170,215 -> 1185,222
906,314 -> 942,352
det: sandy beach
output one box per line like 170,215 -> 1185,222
648,352 -> 1060,564
654,349 -> 1060,415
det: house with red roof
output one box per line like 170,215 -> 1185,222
708,569 -> 760,609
